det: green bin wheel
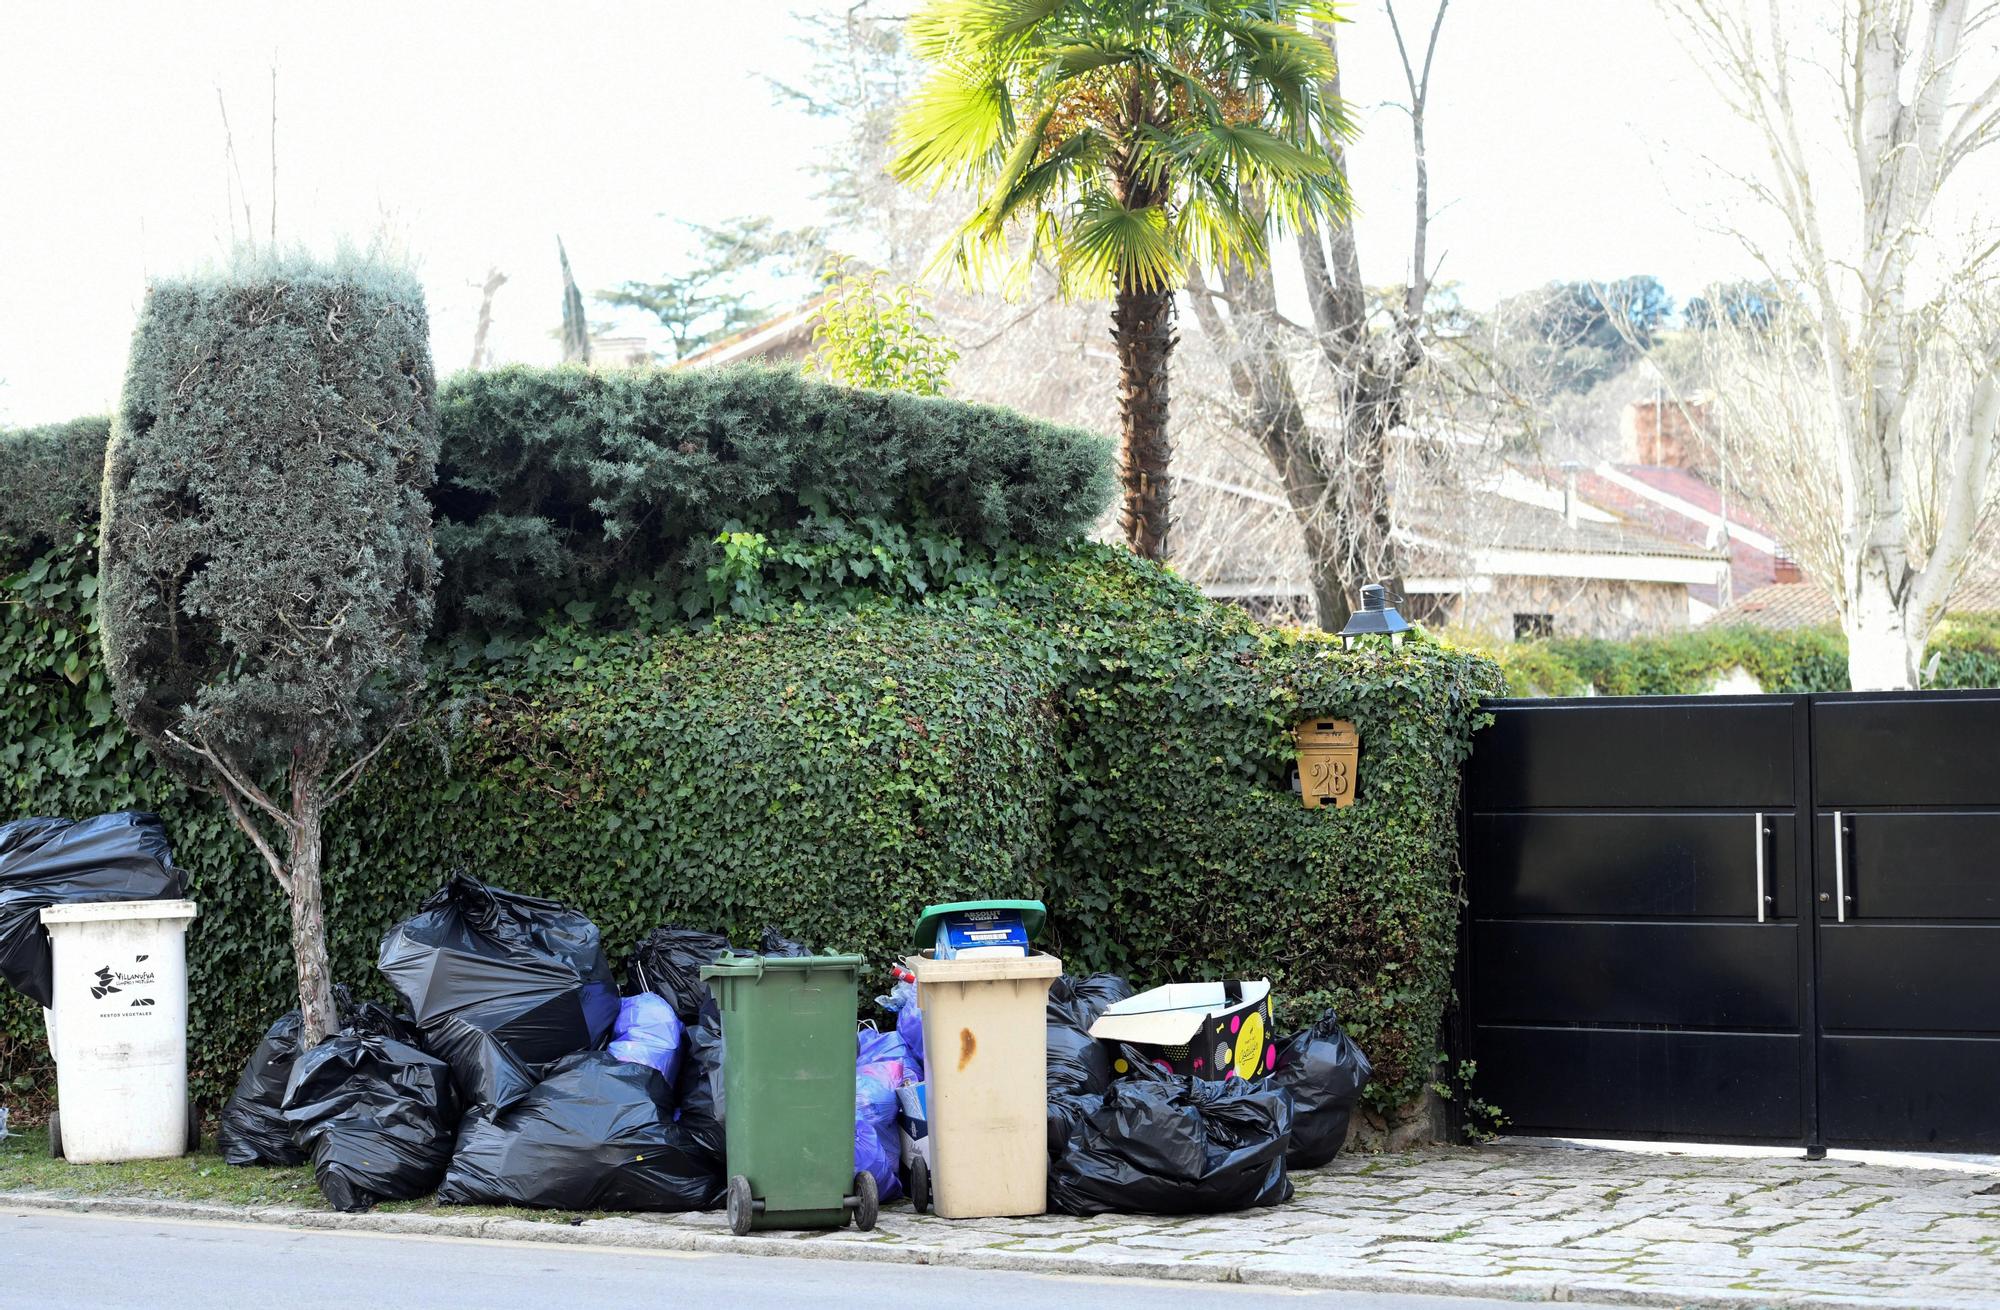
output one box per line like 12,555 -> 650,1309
851,1170 -> 879,1231
47,1111 -> 62,1160
726,1174 -> 755,1237
186,1096 -> 201,1153
908,1157 -> 931,1214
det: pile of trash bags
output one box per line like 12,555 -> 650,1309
1038,972 -> 1372,1216
16,807 -> 1376,1221
205,874 -> 1370,1220
0,812 -> 184,1008
213,882 -> 797,1214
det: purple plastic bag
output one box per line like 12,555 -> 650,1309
875,981 -> 926,1080
608,992 -> 686,1086
856,1057 -> 905,1203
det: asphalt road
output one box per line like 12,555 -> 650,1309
0,1210 -> 1622,1310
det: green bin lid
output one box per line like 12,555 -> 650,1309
700,953 -> 865,979
912,899 -> 1046,950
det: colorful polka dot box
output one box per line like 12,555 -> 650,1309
1086,978 -> 1277,1082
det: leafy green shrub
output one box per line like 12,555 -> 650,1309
1474,620 -> 1999,696
1470,625 -> 1852,696
431,364 -> 1113,633
0,557 -> 1062,1107
808,267 -> 959,395
1009,549 -> 1502,1106
0,417 -> 110,551
1924,614 -> 2000,689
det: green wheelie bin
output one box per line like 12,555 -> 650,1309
701,953 -> 877,1235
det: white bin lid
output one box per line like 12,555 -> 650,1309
39,899 -> 199,925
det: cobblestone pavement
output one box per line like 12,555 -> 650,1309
9,1141 -> 1998,1307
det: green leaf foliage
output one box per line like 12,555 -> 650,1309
430,365 -> 1114,635
1476,621 -> 2000,696
808,267 -> 960,396
1,533 -> 1498,1117
98,254 -> 440,768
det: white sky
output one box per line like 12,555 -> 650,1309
0,0 -> 1764,426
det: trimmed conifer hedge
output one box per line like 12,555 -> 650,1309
431,365 -> 1115,633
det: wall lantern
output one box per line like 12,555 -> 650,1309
1338,584 -> 1411,650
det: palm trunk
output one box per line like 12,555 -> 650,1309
287,775 -> 341,1046
1112,281 -> 1176,561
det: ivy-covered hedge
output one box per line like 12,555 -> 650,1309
0,534 -> 1498,1118
1473,621 -> 2000,696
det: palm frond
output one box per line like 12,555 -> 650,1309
1067,194 -> 1184,295
893,69 -> 1013,188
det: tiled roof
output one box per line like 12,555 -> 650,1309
1708,569 -> 2000,630
1571,465 -> 1778,601
1402,476 -> 1724,564
1612,465 -> 1777,538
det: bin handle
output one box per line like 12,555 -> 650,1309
1224,979 -> 1242,1005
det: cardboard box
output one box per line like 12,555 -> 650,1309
1088,979 -> 1276,1081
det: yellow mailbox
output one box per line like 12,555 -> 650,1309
1295,718 -> 1359,809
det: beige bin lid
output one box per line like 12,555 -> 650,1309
40,899 -> 199,925
906,950 -> 1063,984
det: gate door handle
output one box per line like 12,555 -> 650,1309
1833,810 -> 1846,923
1754,811 -> 1767,923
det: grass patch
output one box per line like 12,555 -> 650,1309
0,1125 -> 632,1225
0,1126 -> 318,1208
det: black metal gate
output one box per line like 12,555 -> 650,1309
1460,691 -> 2000,1153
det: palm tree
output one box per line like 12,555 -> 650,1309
894,0 -> 1352,560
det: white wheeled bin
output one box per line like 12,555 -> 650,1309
40,899 -> 199,1162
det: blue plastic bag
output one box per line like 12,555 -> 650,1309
855,1026 -> 907,1203
608,992 -> 686,1086
876,980 -> 925,1080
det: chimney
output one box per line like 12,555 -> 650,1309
1561,461 -> 1581,529
1772,550 -> 1802,585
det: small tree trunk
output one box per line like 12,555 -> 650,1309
287,776 -> 341,1046
1301,519 -> 1352,632
1847,559 -> 1921,691
1112,281 -> 1176,561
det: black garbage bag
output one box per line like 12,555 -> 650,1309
1046,973 -> 1137,1148
218,1011 -> 307,1165
0,812 -> 183,1007
438,1051 -> 723,1211
1048,1070 -> 1295,1216
757,927 -> 810,957
282,1029 -> 459,1213
626,926 -> 736,1023
673,1004 -> 728,1157
1262,1013 -> 1372,1169
1047,1023 -> 1112,1099
219,990 -> 416,1167
1047,973 -> 1135,1031
378,875 -> 619,1113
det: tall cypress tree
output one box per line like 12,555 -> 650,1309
99,252 -> 439,1045
558,237 -> 591,365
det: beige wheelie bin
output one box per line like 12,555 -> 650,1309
906,899 -> 1061,1219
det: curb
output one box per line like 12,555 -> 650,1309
0,1189 -> 1983,1310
